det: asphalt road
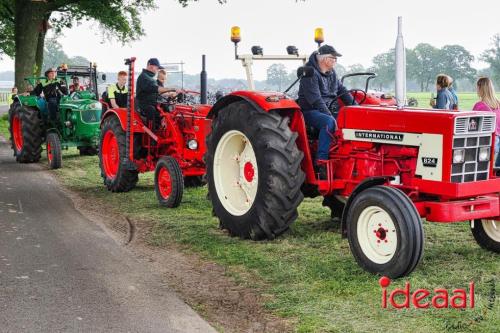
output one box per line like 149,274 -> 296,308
0,139 -> 216,333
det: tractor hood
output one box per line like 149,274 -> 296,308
60,98 -> 102,111
338,106 -> 496,136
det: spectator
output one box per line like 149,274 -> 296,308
472,77 -> 500,167
447,75 -> 458,110
7,87 -> 18,106
430,74 -> 454,110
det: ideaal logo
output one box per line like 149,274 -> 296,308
379,276 -> 475,309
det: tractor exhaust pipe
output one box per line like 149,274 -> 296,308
395,16 -> 406,110
200,55 -> 207,104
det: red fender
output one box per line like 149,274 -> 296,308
101,107 -> 145,133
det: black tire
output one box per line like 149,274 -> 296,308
205,101 -> 305,240
346,186 -> 424,278
99,116 -> 138,192
471,219 -> 500,253
154,156 -> 184,208
8,104 -> 43,163
46,132 -> 62,169
184,176 -> 205,187
78,146 -> 98,156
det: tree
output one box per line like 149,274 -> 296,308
42,36 -> 91,70
439,45 -> 476,84
0,0 -> 156,90
407,43 -> 441,92
266,63 -> 289,90
369,49 -> 395,91
481,34 -> 500,87
342,64 -> 366,90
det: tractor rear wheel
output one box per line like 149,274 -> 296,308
99,116 -> 138,192
8,104 -> 42,163
471,219 -> 500,253
154,156 -> 184,208
46,132 -> 62,169
346,186 -> 424,278
205,101 -> 305,240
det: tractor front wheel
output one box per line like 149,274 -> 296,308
346,186 -> 424,278
99,116 -> 138,192
205,101 -> 305,240
154,156 -> 184,208
46,132 -> 62,169
471,219 -> 500,253
8,104 -> 42,163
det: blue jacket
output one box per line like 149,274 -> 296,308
433,88 -> 454,110
297,52 -> 354,114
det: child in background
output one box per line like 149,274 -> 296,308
430,74 -> 454,110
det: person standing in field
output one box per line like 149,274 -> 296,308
472,77 -> 500,167
447,75 -> 458,110
430,74 -> 454,110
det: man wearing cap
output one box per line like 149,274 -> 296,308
136,58 -> 177,130
33,68 -> 69,124
297,45 -> 354,179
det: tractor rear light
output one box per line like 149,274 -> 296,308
453,149 -> 465,164
479,147 -> 490,162
187,139 -> 198,150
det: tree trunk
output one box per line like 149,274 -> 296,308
14,0 -> 49,91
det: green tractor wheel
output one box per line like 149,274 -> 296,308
8,103 -> 43,163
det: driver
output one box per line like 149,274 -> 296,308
33,68 -> 68,124
69,76 -> 84,92
297,45 -> 354,178
136,58 -> 177,130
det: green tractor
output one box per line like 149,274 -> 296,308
8,63 -> 104,169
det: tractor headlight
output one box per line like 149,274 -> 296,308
453,149 -> 465,164
479,147 -> 490,162
89,102 -> 102,110
187,139 -> 198,150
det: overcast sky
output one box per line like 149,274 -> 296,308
1,0 -> 499,80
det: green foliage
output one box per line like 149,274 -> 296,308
42,36 -> 90,70
481,34 -> 500,87
369,49 -> 395,90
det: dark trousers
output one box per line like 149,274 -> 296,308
140,105 -> 161,131
303,110 -> 336,161
47,97 -> 59,124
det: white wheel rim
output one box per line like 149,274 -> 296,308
213,130 -> 258,216
357,206 -> 398,264
482,220 -> 500,242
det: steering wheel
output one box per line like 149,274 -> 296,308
336,89 -> 368,106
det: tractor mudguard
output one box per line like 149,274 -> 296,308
101,108 -> 145,133
207,91 -> 300,118
340,176 -> 395,238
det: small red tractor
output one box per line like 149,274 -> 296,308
205,22 -> 500,278
99,57 -> 211,207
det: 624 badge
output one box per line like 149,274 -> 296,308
422,157 -> 438,167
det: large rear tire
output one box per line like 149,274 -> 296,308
471,219 -> 500,253
8,104 -> 42,163
205,101 -> 305,240
46,132 -> 62,169
346,186 -> 424,278
154,156 -> 184,208
99,116 -> 138,192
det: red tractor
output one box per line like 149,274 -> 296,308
205,24 -> 500,278
99,57 -> 211,207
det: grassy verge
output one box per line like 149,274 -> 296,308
407,92 -> 500,111
0,116 -> 498,332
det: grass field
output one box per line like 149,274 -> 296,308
407,92 -> 500,111
0,113 -> 498,333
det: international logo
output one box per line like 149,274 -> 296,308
354,131 -> 404,142
468,117 -> 479,132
